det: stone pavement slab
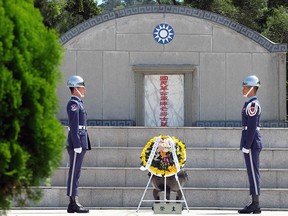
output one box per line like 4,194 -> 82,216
4,209 -> 288,216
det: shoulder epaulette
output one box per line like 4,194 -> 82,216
246,101 -> 261,116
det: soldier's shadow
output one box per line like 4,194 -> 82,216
196,213 -> 239,215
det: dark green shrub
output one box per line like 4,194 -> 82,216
0,0 -> 65,211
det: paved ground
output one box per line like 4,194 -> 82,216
3,209 -> 288,216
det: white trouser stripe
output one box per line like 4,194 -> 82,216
69,152 -> 77,196
249,152 -> 259,195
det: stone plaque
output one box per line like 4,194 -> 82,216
144,75 -> 184,127
153,203 -> 182,214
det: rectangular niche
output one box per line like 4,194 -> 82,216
133,64 -> 195,127
145,74 -> 184,127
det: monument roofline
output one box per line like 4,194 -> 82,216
59,5 -> 287,53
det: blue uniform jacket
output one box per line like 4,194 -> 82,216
240,96 -> 263,150
67,96 -> 91,150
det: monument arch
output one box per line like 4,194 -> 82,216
58,5 -> 287,127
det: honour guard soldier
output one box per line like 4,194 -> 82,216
66,75 -> 91,213
238,75 -> 262,214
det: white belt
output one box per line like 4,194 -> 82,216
67,125 -> 87,130
242,126 -> 260,131
78,125 -> 86,130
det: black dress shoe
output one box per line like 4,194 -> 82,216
67,203 -> 89,213
238,202 -> 261,214
67,196 -> 89,213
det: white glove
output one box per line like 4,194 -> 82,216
242,147 -> 250,154
74,147 -> 82,154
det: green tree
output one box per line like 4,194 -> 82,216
262,6 -> 288,43
65,0 -> 100,20
55,0 -> 101,34
0,0 -> 65,212
267,0 -> 288,8
123,0 -> 156,7
34,0 -> 63,29
101,0 -> 122,12
154,0 -> 179,5
211,0 -> 238,20
232,0 -> 268,32
183,0 -> 214,10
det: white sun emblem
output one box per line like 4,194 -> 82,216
153,23 -> 174,44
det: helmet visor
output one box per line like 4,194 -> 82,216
77,82 -> 85,87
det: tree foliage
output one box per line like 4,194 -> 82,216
184,0 -> 214,10
267,0 -> 288,8
0,0 -> 66,211
232,0 -> 267,32
210,0 -> 238,20
35,0 -> 101,34
263,6 -> 288,43
64,0 -> 100,20
34,0 -> 63,29
123,0 -> 156,7
100,0 -> 121,12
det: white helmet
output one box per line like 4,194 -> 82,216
67,75 -> 85,88
242,75 -> 260,87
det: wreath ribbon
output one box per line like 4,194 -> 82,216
169,136 -> 181,173
140,136 -> 161,171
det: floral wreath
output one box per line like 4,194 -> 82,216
140,135 -> 186,177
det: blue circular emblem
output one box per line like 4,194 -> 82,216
153,23 -> 174,44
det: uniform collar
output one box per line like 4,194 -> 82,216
71,95 -> 82,102
246,95 -> 257,102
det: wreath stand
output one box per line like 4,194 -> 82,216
136,171 -> 190,213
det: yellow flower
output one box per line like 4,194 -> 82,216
168,165 -> 177,173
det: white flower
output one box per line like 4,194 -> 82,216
157,138 -> 171,153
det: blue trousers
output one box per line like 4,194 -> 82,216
67,148 -> 86,196
243,148 -> 261,195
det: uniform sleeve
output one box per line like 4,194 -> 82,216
67,101 -> 81,148
244,102 -> 260,149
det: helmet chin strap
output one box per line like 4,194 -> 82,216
75,88 -> 84,98
243,86 -> 254,98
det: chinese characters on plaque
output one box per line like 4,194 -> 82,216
153,203 -> 182,214
144,75 -> 184,127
